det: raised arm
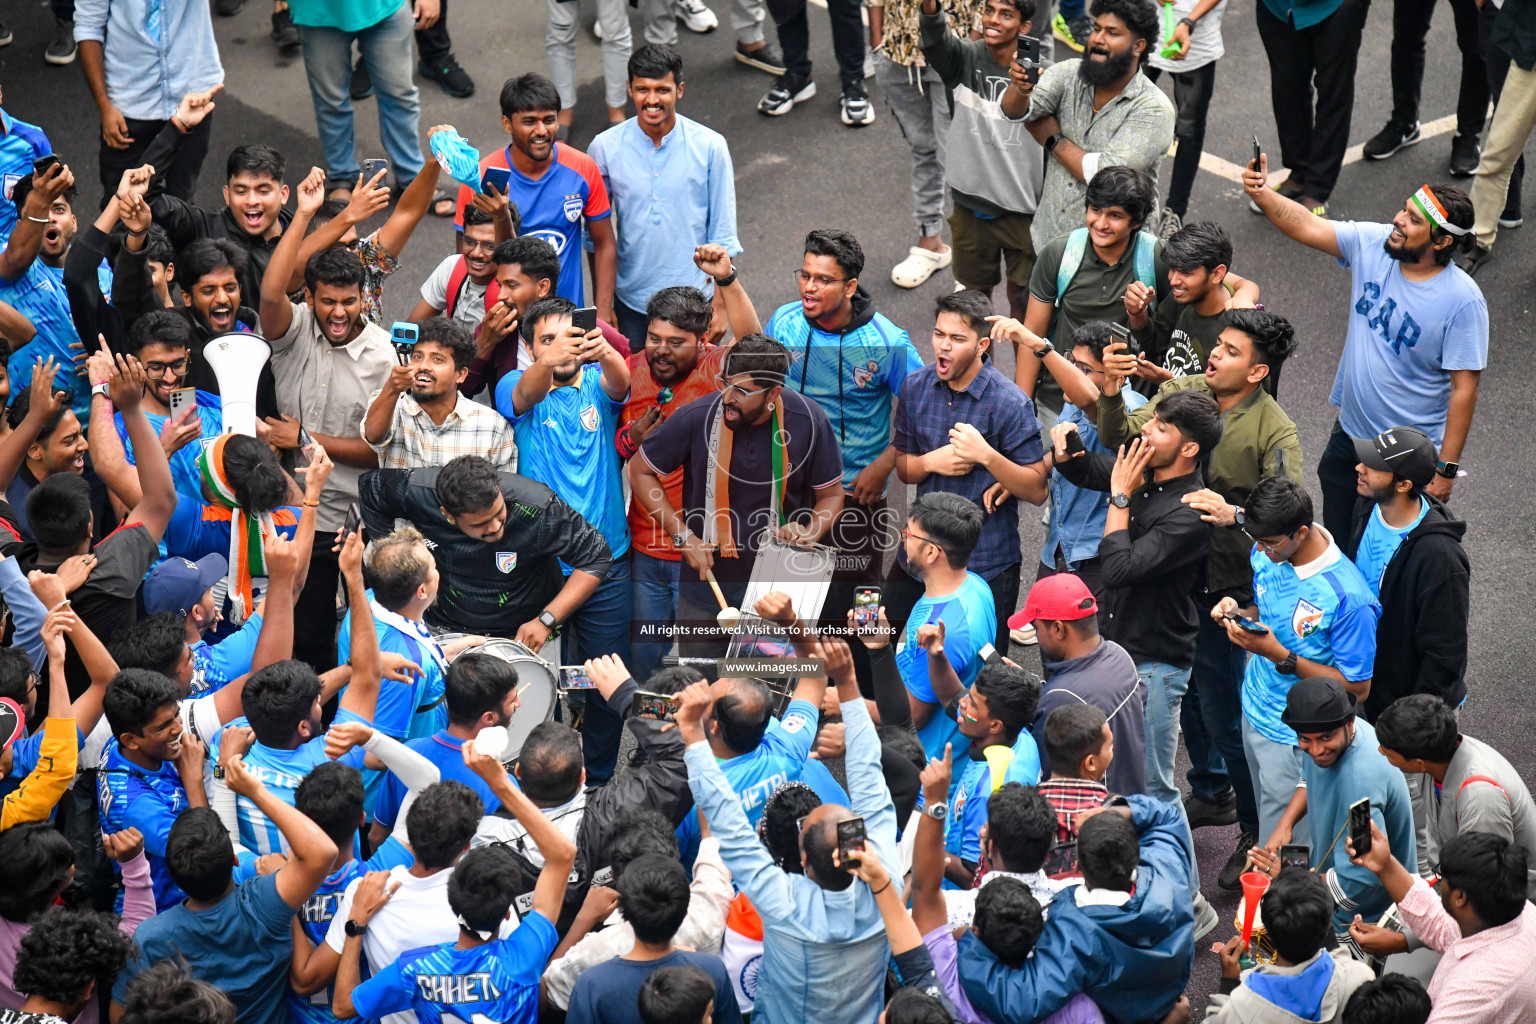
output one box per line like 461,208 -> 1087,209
336,531 -> 383,722
465,744 -> 578,921
286,170 -> 391,294
591,330 -> 630,403
510,323 -> 585,417
110,349 -> 177,539
910,745 -> 953,933
375,131 -> 451,258
0,606 -> 80,829
260,166 -> 327,341
223,754 -> 340,907
0,359 -> 66,493
694,246 -> 761,339
29,572 -> 118,735
0,163 -> 74,283
1241,155 -> 1344,258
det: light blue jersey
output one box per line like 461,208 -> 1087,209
898,573 -> 998,763
350,910 -> 558,1024
3,262 -> 87,420
0,110 -> 51,241
1353,498 -> 1428,598
115,389 -> 224,500
497,365 -> 629,561
1243,533 -> 1381,746
291,837 -> 415,1024
1330,221 -> 1488,446
190,613 -> 264,696
946,733 -> 1042,866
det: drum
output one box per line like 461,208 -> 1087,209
437,635 -> 559,762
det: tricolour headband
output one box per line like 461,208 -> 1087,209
1412,186 -> 1469,236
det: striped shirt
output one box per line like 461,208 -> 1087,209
365,390 -> 517,472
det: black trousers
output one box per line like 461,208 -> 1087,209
1316,419 -> 1366,560
97,115 -> 213,210
293,533 -> 342,674
1144,62 -> 1217,218
1480,0 -> 1525,218
415,0 -> 453,64
767,0 -> 864,89
1255,0 -> 1369,202
1388,0 -> 1487,136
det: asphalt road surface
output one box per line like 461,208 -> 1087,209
4,0 -> 1534,1013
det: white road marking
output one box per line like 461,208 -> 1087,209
1194,113 -> 1461,184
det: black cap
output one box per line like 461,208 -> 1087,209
1352,427 -> 1438,489
1281,677 -> 1358,734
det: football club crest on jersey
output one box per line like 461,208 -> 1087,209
496,551 -> 518,573
1293,599 -> 1325,638
563,194 -> 582,222
580,404 -> 599,431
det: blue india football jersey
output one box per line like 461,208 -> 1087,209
0,110 -> 51,241
497,365 -> 629,561
898,572 -> 997,763
1242,537 -> 1381,745
350,910 -> 558,1024
1352,498 -> 1428,599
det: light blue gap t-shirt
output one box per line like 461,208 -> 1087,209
1329,221 -> 1488,446
1352,497 -> 1429,599
1242,534 -> 1380,746
898,572 -> 998,763
497,364 -> 630,562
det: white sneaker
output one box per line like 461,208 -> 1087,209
674,0 -> 719,32
1010,623 -> 1038,646
863,50 -> 875,79
592,18 -> 603,38
891,245 -> 951,288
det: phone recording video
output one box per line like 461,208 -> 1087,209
572,307 -> 598,334
560,666 -> 595,690
853,586 -> 881,631
837,817 -> 867,868
634,690 -> 679,721
1279,844 -> 1310,871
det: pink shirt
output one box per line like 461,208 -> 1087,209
1396,874 -> 1536,1024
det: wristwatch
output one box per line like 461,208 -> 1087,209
924,801 -> 949,822
1110,492 -> 1131,509
1436,460 -> 1459,479
1232,506 -> 1246,529
537,610 -> 558,633
1275,649 -> 1299,676
1032,340 -> 1054,360
1178,16 -> 1197,31
1045,133 -> 1066,154
672,529 -> 693,548
90,381 -> 112,400
344,920 -> 368,937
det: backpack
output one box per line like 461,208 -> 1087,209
444,257 -> 500,320
1053,227 -> 1159,337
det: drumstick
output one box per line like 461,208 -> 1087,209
517,680 -> 533,697
703,568 -> 730,612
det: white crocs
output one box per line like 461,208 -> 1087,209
890,245 -> 951,289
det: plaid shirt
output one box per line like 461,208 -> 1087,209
1036,777 -> 1110,846
893,362 -> 1044,580
364,390 -> 518,471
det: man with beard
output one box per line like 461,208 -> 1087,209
362,316 -> 517,470
0,164 -> 93,421
1244,168 -> 1487,551
1001,0 -> 1174,254
1098,308 -> 1302,890
109,311 -> 224,500
261,167 -> 395,672
1126,221 -> 1257,385
452,73 -> 616,316
620,246 -> 760,681
497,296 -> 630,781
891,290 -> 1046,655
630,335 -> 844,663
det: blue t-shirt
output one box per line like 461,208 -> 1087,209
337,593 -> 447,738
1330,221 -> 1489,446
1352,498 -> 1429,599
898,572 -> 998,762
3,262 -> 87,420
0,110 -> 51,242
164,493 -> 302,563
497,364 -> 629,561
114,872 -> 296,1024
98,741 -> 191,911
373,731 -> 505,831
945,734 -> 1042,865
115,390 -> 224,500
568,949 -> 742,1024
190,613 -> 264,696
211,712 -> 370,856
292,837 -> 415,1024
1243,537 -> 1381,745
351,910 -> 559,1024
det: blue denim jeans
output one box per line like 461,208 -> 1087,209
631,550 -> 681,684
1183,610 -> 1259,833
297,3 -> 425,186
1242,715 -> 1311,849
563,556 -> 634,783
1138,659 -> 1200,895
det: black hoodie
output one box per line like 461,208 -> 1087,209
1351,496 -> 1470,721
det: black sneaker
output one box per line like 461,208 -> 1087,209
271,8 -> 300,50
1184,789 -> 1237,830
350,58 -> 374,100
214,0 -> 245,15
45,19 -> 76,64
1248,176 -> 1305,215
1449,132 -> 1481,177
419,55 -> 476,98
1499,208 -> 1523,230
758,73 -> 815,116
735,40 -> 786,75
1459,243 -> 1493,276
1363,120 -> 1421,161
840,82 -> 875,126
1218,829 -> 1259,890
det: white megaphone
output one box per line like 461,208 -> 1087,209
201,333 -> 271,437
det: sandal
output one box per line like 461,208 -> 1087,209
890,245 -> 951,289
430,187 -> 457,218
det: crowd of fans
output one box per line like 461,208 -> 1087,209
0,0 -> 1528,1019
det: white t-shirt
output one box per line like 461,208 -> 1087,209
324,865 -> 517,1024
1148,0 -> 1226,72
420,254 -> 488,329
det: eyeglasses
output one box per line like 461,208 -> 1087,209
794,270 -> 846,289
1252,530 -> 1297,554
714,374 -> 772,401
462,238 -> 496,254
900,527 -> 948,551
1071,358 -> 1104,376
142,357 -> 189,378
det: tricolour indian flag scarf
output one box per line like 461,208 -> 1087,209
704,398 -> 788,559
197,434 -> 275,623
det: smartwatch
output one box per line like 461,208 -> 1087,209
1032,340 -> 1054,360
1275,649 -> 1299,676
1231,506 -> 1246,529
344,920 -> 368,937
713,269 -> 739,289
91,381 -> 112,401
1045,133 -> 1065,154
537,610 -> 558,633
1436,460 -> 1459,479
924,801 -> 949,822
1110,493 -> 1131,509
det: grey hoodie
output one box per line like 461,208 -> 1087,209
1204,949 -> 1375,1024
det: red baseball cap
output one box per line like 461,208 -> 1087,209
1007,574 -> 1099,630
